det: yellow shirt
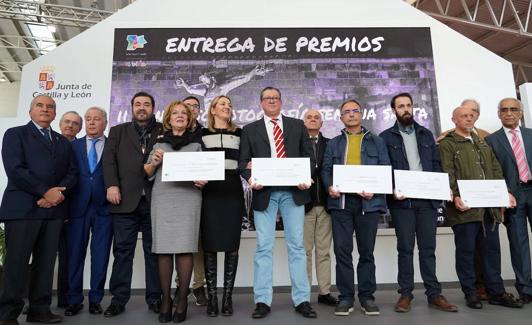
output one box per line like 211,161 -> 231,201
346,133 -> 363,165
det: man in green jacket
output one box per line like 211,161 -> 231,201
439,105 -> 521,310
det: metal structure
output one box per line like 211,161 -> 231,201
0,0 -> 528,88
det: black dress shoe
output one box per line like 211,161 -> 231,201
0,319 -> 19,325
465,295 -> 483,309
294,301 -> 317,318
318,293 -> 338,306
103,304 -> 125,318
88,303 -> 102,314
489,293 -> 523,308
148,300 -> 161,313
64,304 -> 83,316
26,311 -> 63,323
172,304 -> 188,323
519,294 -> 532,304
251,303 -> 271,319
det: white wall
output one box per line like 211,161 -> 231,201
0,82 -> 20,117
0,0 -> 522,289
520,83 -> 532,127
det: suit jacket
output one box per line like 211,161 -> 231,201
305,133 -> 329,213
70,136 -> 109,218
103,121 -> 163,214
238,115 -> 315,211
486,127 -> 532,202
0,121 -> 77,220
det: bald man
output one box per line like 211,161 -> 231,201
439,106 -> 521,310
302,109 -> 337,306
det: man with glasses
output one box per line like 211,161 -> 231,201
239,87 -> 317,319
0,95 -> 77,325
103,91 -> 162,317
183,96 -> 204,141
321,99 -> 389,317
486,98 -> 532,304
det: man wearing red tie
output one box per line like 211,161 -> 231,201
486,98 -> 532,304
239,87 -> 317,319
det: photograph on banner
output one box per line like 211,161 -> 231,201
110,27 -> 442,229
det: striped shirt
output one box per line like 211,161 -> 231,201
201,128 -> 241,170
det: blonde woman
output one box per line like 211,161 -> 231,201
200,95 -> 244,316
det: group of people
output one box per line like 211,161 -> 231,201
0,86 -> 531,325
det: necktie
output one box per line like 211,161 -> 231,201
40,128 -> 52,144
89,138 -> 100,173
310,136 -> 318,160
271,119 -> 286,158
510,129 -> 529,183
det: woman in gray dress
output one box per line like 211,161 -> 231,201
144,101 -> 206,323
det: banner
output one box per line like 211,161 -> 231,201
111,27 -> 440,139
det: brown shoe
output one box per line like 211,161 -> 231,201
394,296 -> 412,313
476,287 -> 489,301
429,295 -> 458,312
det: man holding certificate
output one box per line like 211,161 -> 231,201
439,105 -> 521,309
239,87 -> 317,319
380,93 -> 457,313
321,99 -> 389,316
486,98 -> 532,304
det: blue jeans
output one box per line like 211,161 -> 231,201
390,199 -> 441,300
331,195 -> 379,304
452,213 -> 505,298
253,191 -> 310,306
506,184 -> 532,296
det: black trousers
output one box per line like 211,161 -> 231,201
109,197 -> 161,306
56,223 -> 69,307
0,218 -> 63,321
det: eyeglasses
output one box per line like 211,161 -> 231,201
187,104 -> 200,110
262,96 -> 281,102
341,108 -> 362,115
499,107 -> 521,114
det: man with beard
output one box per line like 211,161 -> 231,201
380,93 -> 457,313
102,92 -> 162,317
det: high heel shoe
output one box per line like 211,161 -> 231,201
172,304 -> 188,323
158,310 -> 172,323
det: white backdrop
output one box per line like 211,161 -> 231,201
0,0 -> 522,289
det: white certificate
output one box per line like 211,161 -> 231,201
333,165 -> 392,194
251,158 -> 311,186
457,179 -> 509,208
394,170 -> 451,201
161,151 -> 225,182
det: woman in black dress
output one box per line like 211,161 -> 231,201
201,95 -> 244,317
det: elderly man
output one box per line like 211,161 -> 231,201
103,91 -> 162,317
380,93 -> 457,313
0,95 -> 77,325
55,111 -> 82,308
439,105 -> 522,309
64,107 -> 112,316
302,109 -> 337,306
239,87 -> 317,318
486,98 -> 532,303
322,99 -> 389,317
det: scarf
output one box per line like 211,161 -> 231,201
156,130 -> 199,151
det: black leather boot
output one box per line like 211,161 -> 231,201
204,252 -> 219,317
221,252 -> 239,316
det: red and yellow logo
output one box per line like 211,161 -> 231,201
38,66 -> 55,90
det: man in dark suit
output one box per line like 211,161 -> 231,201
102,91 -> 162,317
486,97 -> 532,303
0,95 -> 77,325
302,109 -> 337,306
55,111 -> 82,309
239,87 -> 317,319
64,107 -> 112,317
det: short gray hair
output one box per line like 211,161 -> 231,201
60,110 -> 83,128
498,97 -> 522,111
460,99 -> 480,113
30,95 -> 56,110
85,106 -> 107,122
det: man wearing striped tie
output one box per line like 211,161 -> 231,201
486,98 -> 532,304
239,87 -> 317,319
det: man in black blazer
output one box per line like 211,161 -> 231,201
486,97 -> 532,303
102,91 -> 162,317
239,87 -> 317,319
302,109 -> 337,306
0,95 -> 77,325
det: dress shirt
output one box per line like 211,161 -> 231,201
503,126 -> 532,180
86,135 -> 106,164
263,114 -> 284,158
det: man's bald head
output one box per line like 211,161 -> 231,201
452,106 -> 476,134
